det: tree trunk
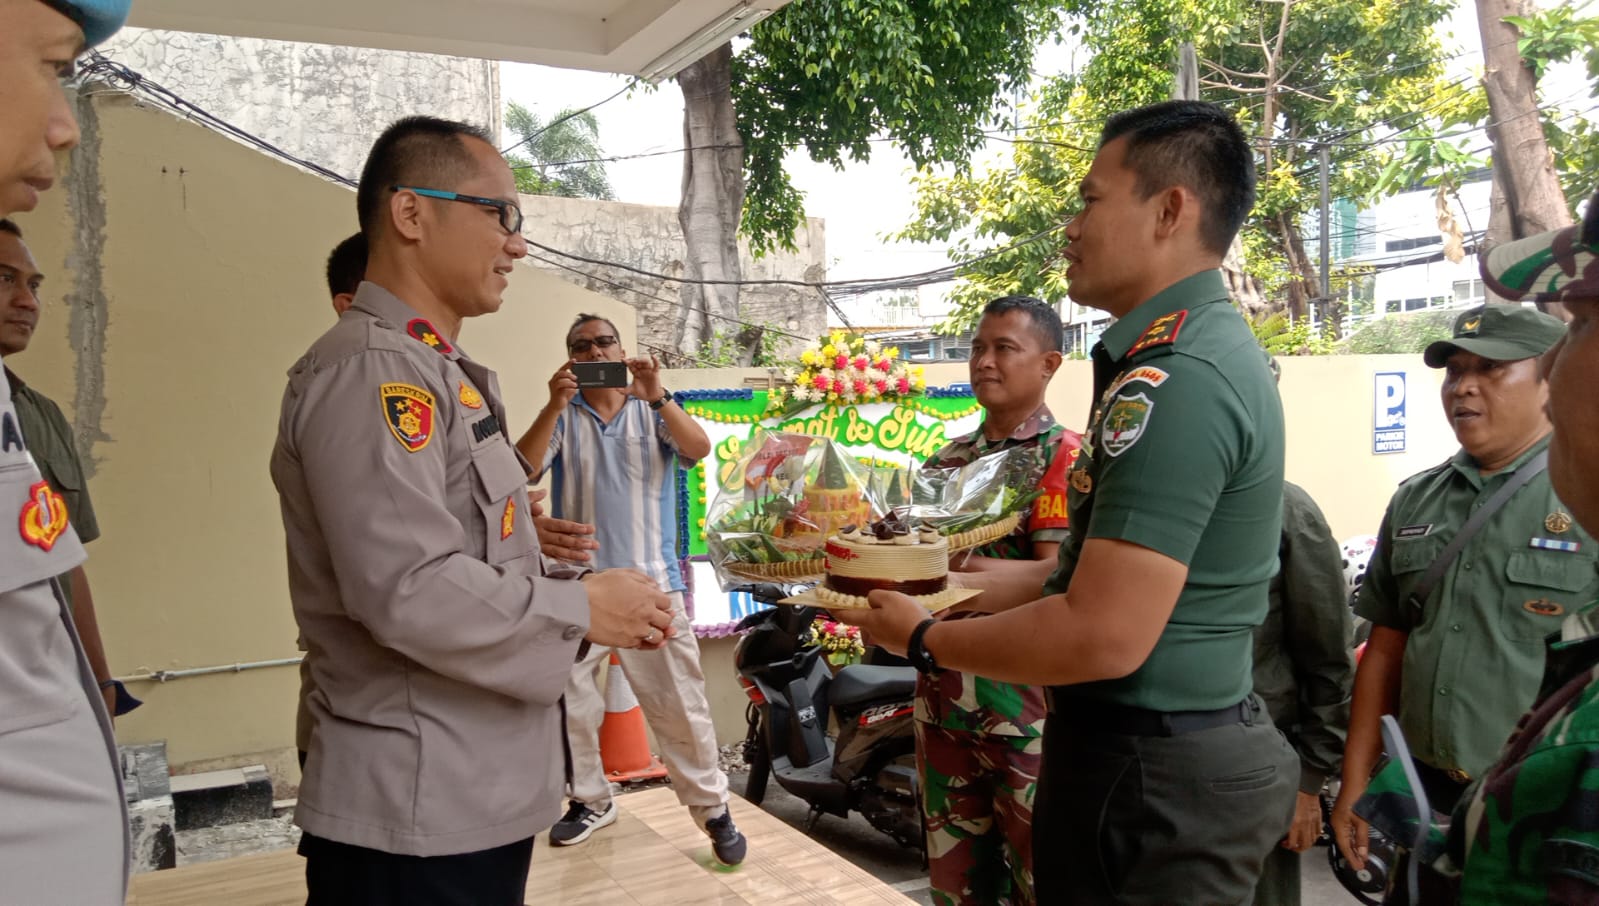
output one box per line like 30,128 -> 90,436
1477,0 -> 1571,315
675,44 -> 747,359
1274,212 -> 1319,323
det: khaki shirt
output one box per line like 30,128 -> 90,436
1046,270 -> 1286,712
0,359 -> 127,902
271,282 -> 589,856
1357,436 -> 1599,777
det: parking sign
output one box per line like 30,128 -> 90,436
1373,372 -> 1406,454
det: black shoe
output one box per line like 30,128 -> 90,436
548,800 -> 616,846
703,810 -> 747,865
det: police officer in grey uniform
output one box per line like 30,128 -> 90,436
0,0 -> 133,902
272,116 -> 674,905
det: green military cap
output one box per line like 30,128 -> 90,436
1422,303 -> 1567,368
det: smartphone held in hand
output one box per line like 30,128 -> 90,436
571,361 -> 629,388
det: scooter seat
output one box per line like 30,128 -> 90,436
829,665 -> 917,708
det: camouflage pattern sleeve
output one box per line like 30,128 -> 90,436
1451,654 -> 1599,902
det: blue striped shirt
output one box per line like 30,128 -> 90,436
542,395 -> 691,592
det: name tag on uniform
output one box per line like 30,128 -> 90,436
1396,523 -> 1433,539
1530,537 -> 1581,553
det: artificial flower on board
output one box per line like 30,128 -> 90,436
770,330 -> 926,415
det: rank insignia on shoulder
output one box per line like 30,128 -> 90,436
1128,310 -> 1187,356
1524,598 -> 1565,617
1530,537 -> 1581,553
406,318 -> 453,355
19,480 -> 69,551
501,497 -> 516,540
459,382 -> 484,409
380,383 -> 436,452
1547,511 -> 1574,534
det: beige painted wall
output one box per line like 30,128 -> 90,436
11,91 -> 634,776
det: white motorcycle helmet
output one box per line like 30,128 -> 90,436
1341,535 -> 1379,595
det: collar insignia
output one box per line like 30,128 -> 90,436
406,319 -> 453,355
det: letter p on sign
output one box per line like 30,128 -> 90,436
1375,373 -> 1406,429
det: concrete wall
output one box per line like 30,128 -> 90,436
97,28 -> 501,182
11,90 -> 633,782
520,195 -> 828,363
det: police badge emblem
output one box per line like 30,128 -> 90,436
381,383 -> 436,452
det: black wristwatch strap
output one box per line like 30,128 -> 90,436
649,389 -> 673,410
908,618 -> 940,674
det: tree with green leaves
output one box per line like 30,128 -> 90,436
503,101 -> 614,200
1326,1 -> 1599,316
897,0 -> 1464,336
669,0 -> 1064,364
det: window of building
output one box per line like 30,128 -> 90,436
1404,298 -> 1429,311
1453,278 -> 1484,306
1385,235 -> 1443,253
1383,300 -> 1403,314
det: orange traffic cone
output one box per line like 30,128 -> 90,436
598,652 -> 668,783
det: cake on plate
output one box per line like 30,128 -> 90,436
811,514 -> 967,610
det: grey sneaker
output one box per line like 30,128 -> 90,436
548,800 -> 616,846
703,810 -> 747,865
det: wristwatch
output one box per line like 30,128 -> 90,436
649,388 -> 673,411
907,618 -> 942,674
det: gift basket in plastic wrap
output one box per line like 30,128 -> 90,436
704,429 -> 1048,589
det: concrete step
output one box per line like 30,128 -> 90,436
170,764 -> 273,831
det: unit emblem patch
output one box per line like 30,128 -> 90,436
19,480 -> 69,551
381,383 -> 436,452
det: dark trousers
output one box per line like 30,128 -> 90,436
1033,695 -> 1299,905
300,831 -> 534,906
1250,846 -> 1302,906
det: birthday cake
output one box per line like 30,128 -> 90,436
814,514 -> 960,609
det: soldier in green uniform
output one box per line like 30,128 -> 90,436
1437,193 -> 1599,900
838,100 -> 1298,904
1329,303 -> 1599,877
917,295 -> 1081,906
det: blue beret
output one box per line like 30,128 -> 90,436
39,0 -> 130,49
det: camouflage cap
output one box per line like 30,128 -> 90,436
38,0 -> 131,49
1422,303 -> 1567,368
1480,188 -> 1599,304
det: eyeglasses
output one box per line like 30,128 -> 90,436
390,186 -> 524,235
568,335 -> 619,354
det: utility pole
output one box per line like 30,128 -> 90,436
1175,42 -> 1266,316
1319,143 -> 1331,300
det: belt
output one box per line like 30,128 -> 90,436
1045,691 -> 1254,737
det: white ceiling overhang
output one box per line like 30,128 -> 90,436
128,0 -> 787,81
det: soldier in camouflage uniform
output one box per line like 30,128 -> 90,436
916,296 -> 1080,906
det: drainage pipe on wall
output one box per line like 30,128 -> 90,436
115,656 -> 304,684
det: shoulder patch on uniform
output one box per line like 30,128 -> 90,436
19,480 -> 69,551
1128,310 -> 1187,356
458,381 -> 484,410
1101,393 -> 1154,457
406,318 -> 453,354
380,383 -> 436,452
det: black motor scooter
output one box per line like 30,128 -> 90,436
731,584 -> 925,854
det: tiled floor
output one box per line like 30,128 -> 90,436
127,787 -> 911,905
